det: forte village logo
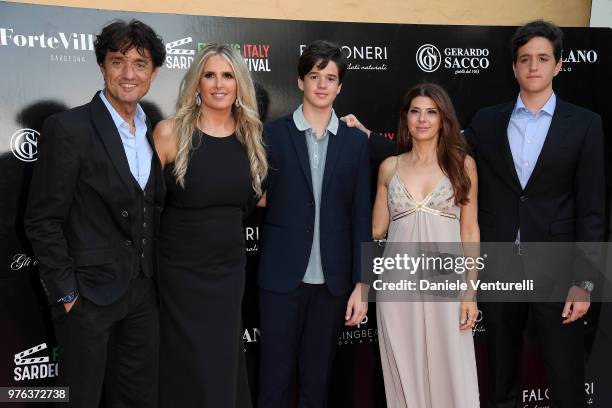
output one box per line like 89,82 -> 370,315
416,43 -> 490,75
165,37 -> 272,72
0,27 -> 93,63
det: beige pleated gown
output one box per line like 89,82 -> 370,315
376,169 -> 480,408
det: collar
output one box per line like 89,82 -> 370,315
514,92 -> 556,116
292,104 -> 339,135
98,90 -> 147,130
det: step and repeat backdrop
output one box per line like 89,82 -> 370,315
1,1 -> 611,407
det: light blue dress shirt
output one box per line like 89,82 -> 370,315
292,104 -> 339,284
507,92 -> 556,242
507,92 -> 556,189
99,90 -> 152,190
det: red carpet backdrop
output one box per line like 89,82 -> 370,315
1,2 -> 611,406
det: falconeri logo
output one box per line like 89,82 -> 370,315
245,226 -> 259,253
416,43 -> 490,75
11,128 -> 39,162
13,343 -> 59,381
165,37 -> 272,72
0,27 -> 93,63
300,44 -> 389,71
521,381 -> 594,407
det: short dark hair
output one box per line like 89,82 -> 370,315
298,40 -> 347,83
94,19 -> 166,68
511,20 -> 563,63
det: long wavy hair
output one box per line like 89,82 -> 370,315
171,43 -> 267,195
396,83 -> 471,205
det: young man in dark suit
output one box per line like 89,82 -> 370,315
344,20 -> 604,408
258,40 -> 371,408
24,20 -> 166,408
464,21 -> 604,408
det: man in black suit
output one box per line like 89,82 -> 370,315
25,20 -> 166,408
465,21 -> 604,408
258,41 -> 371,408
345,20 -> 604,408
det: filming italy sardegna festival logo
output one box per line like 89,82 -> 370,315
165,36 -> 272,71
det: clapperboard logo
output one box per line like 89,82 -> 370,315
13,343 -> 59,381
165,37 -> 195,70
14,343 -> 49,366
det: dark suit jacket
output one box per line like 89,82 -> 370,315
258,115 -> 372,296
25,93 -> 165,305
464,97 -> 605,283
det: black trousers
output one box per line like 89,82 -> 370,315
52,275 -> 159,408
258,284 -> 349,408
481,255 -> 586,408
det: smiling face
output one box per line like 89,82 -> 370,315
198,54 -> 237,112
298,59 -> 342,110
512,36 -> 561,96
406,96 -> 441,143
100,47 -> 157,114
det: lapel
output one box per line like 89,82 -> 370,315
144,117 -> 166,204
89,93 -> 135,197
524,98 -> 570,191
494,102 -> 522,192
286,117 -> 314,196
321,123 -> 345,195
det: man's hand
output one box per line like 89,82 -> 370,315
340,114 -> 371,137
562,286 -> 590,324
345,283 -> 368,326
63,295 -> 79,313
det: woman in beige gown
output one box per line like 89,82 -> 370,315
372,83 -> 480,408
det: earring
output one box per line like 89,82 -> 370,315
195,93 -> 201,107
234,98 -> 240,108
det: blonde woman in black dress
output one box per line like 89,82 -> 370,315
153,44 -> 267,408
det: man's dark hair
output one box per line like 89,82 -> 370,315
94,19 -> 166,68
298,40 -> 347,83
511,20 -> 563,63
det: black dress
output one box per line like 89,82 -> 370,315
159,132 -> 253,408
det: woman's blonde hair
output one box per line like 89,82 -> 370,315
171,43 -> 267,195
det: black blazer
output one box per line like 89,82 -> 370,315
25,93 -> 165,305
258,115 -> 372,296
464,97 -> 605,282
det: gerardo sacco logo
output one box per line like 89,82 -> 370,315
11,128 -> 39,162
337,315 -> 377,346
560,49 -> 598,73
299,44 -> 389,71
165,37 -> 272,72
0,27 -> 94,63
416,43 -> 490,75
14,343 -> 59,381
416,44 -> 442,73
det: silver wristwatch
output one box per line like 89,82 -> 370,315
573,280 -> 594,293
